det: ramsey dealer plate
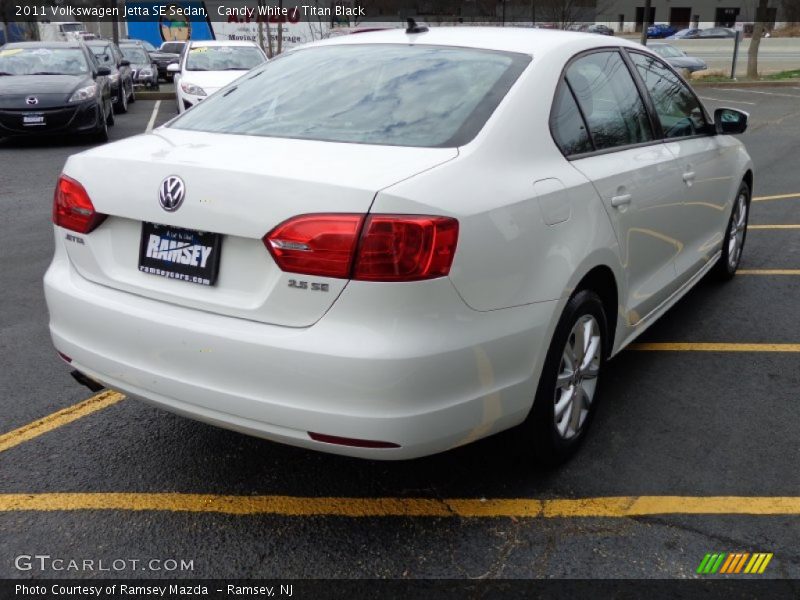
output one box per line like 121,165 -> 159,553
138,222 -> 222,286
23,113 -> 45,126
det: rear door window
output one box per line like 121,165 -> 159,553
550,81 -> 593,156
565,51 -> 654,151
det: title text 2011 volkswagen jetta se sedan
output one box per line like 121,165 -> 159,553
45,27 -> 753,464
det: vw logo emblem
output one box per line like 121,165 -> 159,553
159,176 -> 186,212
25,96 -> 39,105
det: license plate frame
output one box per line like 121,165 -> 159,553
138,222 -> 222,287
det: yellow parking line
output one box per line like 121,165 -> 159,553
752,193 -> 800,202
629,343 -> 800,352
738,269 -> 800,275
748,224 -> 800,229
0,391 -> 125,454
0,494 -> 798,517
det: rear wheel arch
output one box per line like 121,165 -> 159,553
573,265 -> 619,357
743,170 -> 753,196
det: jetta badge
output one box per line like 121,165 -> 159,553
159,175 -> 185,212
25,96 -> 39,105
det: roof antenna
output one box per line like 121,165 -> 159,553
406,18 -> 428,34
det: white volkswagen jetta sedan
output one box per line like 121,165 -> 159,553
168,40 -> 267,113
46,27 -> 753,464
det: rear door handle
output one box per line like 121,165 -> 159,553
682,171 -> 696,182
610,193 -> 632,207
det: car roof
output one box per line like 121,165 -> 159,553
187,40 -> 257,47
2,41 -> 85,49
307,26 -> 643,57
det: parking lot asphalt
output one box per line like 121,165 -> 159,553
1,90 -> 799,581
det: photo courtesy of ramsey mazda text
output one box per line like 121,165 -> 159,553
45,26 -> 752,466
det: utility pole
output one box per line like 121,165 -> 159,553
640,0 -> 651,45
111,0 -> 119,44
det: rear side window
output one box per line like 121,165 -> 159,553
550,82 -> 592,156
565,51 -> 653,151
628,52 -> 709,138
171,44 -> 531,148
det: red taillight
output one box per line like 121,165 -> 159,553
264,214 -> 458,282
265,214 -> 364,278
53,174 -> 107,234
355,216 -> 459,282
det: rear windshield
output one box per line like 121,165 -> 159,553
652,45 -> 682,58
160,42 -> 185,54
170,44 -> 531,148
121,46 -> 149,63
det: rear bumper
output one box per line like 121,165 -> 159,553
44,238 -> 557,459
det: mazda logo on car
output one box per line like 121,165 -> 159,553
25,96 -> 39,105
159,176 -> 185,212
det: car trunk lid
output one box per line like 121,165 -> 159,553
60,128 -> 458,327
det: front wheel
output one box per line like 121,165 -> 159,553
115,84 -> 128,114
522,289 -> 608,466
712,181 -> 750,280
93,105 -> 109,143
105,99 -> 115,126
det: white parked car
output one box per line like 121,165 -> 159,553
168,40 -> 267,113
46,27 -> 752,464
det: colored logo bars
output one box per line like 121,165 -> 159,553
697,552 -> 773,575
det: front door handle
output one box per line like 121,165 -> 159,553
610,193 -> 632,207
682,171 -> 696,183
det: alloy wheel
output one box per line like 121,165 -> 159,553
728,191 -> 748,270
554,315 -> 601,440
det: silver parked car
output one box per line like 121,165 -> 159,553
649,43 -> 708,72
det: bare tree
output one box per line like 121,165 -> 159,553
531,0 -> 601,30
747,0 -> 770,79
305,0 -> 331,41
276,0 -> 284,54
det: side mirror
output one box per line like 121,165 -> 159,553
96,66 -> 111,77
119,59 -> 131,67
167,63 -> 180,73
714,108 -> 748,135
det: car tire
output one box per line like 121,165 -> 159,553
712,180 -> 750,281
94,105 -> 110,143
105,100 -> 115,126
522,289 -> 608,466
115,84 -> 128,114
